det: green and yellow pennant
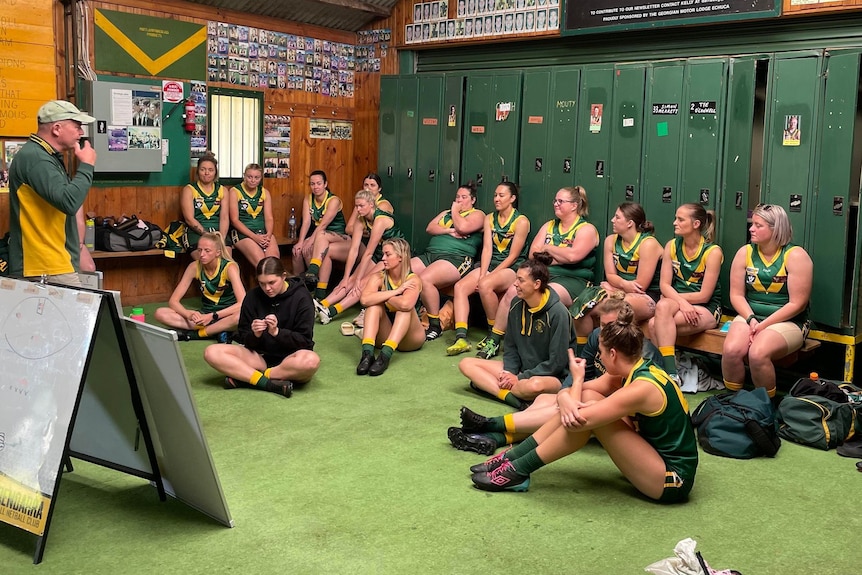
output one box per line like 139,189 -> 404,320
94,9 -> 206,80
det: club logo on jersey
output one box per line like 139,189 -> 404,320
745,266 -> 759,285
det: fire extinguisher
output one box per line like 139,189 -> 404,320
183,99 -> 196,132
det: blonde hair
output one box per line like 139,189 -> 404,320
382,238 -> 412,282
199,231 -> 233,263
752,203 -> 793,246
561,186 -> 589,218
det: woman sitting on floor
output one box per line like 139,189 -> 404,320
411,181 -> 485,341
649,203 -> 723,383
448,294 -> 663,455
601,201 -> 663,322
469,307 -> 697,501
203,256 -> 320,397
154,231 -> 245,342
446,181 -> 530,359
228,163 -> 279,269
356,238 -> 425,377
456,253 -> 573,412
722,203 -> 812,398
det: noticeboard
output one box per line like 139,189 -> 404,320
562,0 -> 779,35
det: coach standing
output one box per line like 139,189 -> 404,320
8,100 -> 97,286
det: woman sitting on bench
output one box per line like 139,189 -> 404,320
649,203 -> 723,383
722,204 -> 813,398
600,202 -> 663,323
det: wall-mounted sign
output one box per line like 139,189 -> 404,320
652,103 -> 679,115
563,0 -> 779,35
690,101 -> 717,114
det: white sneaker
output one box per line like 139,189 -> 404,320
312,298 -> 327,314
318,306 -> 332,325
352,308 -> 365,328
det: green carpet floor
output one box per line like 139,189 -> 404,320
2,301 -> 860,574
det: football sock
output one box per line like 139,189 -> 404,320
307,260 -> 321,275
381,340 -> 397,359
724,379 -> 743,391
249,370 -> 271,388
504,435 -> 538,460
454,323 -> 468,341
659,345 -> 677,375
510,450 -> 546,476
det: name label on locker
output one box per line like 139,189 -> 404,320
690,101 -> 717,115
652,103 -> 679,115
528,116 -> 544,124
423,118 -> 438,125
471,126 -> 486,134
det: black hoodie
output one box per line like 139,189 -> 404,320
237,277 -> 315,359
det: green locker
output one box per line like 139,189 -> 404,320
811,50 -> 861,328
763,53 -> 823,242
718,57 -> 759,310
642,62 -> 685,241
438,74 -> 466,214
412,75 -> 445,252
609,65 -> 647,207
462,74 -> 494,210
518,68 -> 552,227
546,67 -> 581,208
461,71 -> 523,213
393,77 -> 420,246
681,59 -> 727,213
378,76 -> 399,190
575,65 -> 614,243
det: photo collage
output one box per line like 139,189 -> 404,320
356,29 -> 391,73
263,114 -> 291,179
206,21 -> 362,98
189,80 -> 209,159
406,0 -> 560,44
0,140 -> 26,193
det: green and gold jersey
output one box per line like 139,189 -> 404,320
309,190 -> 347,235
197,257 -> 237,312
236,183 -> 267,234
669,236 -> 722,309
383,271 -> 422,313
612,232 -> 661,292
363,208 -> 405,261
625,358 -> 698,482
192,182 -> 225,232
425,209 -> 483,258
489,209 -> 528,267
540,217 -> 597,280
745,243 -> 808,325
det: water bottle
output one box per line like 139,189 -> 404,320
130,307 -> 146,322
288,207 -> 297,240
85,218 -> 96,252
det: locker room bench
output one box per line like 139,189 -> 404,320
675,326 -> 821,368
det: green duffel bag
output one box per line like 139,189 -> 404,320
777,394 -> 858,450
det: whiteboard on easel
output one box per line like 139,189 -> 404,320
0,279 -> 102,536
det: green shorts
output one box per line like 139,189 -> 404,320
417,252 -> 474,277
548,273 -> 590,301
658,466 -> 695,503
229,229 -> 266,244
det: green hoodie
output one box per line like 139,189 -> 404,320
503,288 -> 575,380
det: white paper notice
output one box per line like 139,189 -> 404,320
162,139 -> 169,164
622,118 -> 635,128
111,89 -> 133,125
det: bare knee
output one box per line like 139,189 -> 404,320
296,350 -> 321,372
654,298 -> 677,320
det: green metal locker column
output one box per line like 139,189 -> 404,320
462,71 -> 523,213
718,57 -> 759,311
394,77 -> 420,246
811,50 -> 861,330
762,52 -> 823,243
413,75 -> 445,253
609,65 -> 647,207
439,74 -> 466,215
642,62 -> 685,242
518,68 -> 552,227
379,76 -> 399,191
681,59 -> 726,215
546,67 -> 581,211
575,66 -> 614,243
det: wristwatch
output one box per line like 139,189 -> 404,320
212,311 -> 219,321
